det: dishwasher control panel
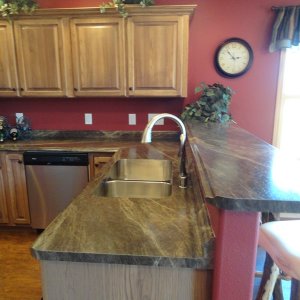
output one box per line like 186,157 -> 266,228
23,151 -> 89,166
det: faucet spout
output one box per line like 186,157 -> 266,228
141,113 -> 187,188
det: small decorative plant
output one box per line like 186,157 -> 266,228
100,0 -> 154,18
0,0 -> 37,18
181,82 -> 234,123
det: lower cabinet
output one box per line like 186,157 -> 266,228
0,152 -> 30,225
0,151 -> 115,226
0,155 -> 9,223
89,152 -> 114,180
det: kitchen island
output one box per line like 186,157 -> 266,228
30,139 -> 215,300
27,121 -> 300,300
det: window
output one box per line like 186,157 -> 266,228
273,46 -> 300,159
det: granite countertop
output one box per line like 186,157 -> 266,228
8,121 -> 300,269
186,120 -> 300,212
30,140 -> 215,269
0,130 -> 177,152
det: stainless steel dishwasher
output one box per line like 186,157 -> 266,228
24,151 -> 89,229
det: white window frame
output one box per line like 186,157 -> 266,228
272,50 -> 286,148
273,49 -> 300,220
272,47 -> 300,153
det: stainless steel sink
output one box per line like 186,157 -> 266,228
99,180 -> 172,198
99,159 -> 173,198
106,159 -> 172,182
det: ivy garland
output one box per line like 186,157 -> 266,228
100,0 -> 154,18
0,0 -> 37,18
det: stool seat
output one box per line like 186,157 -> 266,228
259,220 -> 300,280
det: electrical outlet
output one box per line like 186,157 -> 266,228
128,114 -> 136,125
84,113 -> 93,125
148,113 -> 164,125
16,113 -> 23,123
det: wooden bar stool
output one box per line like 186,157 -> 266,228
256,220 -> 300,300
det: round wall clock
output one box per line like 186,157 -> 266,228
214,38 -> 254,78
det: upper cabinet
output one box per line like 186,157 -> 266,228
0,5 -> 195,98
127,15 -> 189,97
0,21 -> 18,97
13,18 -> 72,97
70,18 -> 126,97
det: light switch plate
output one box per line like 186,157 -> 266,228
84,113 -> 93,125
148,113 -> 164,125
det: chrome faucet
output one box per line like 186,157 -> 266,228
141,113 -> 187,188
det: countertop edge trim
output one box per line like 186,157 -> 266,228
31,249 -> 213,269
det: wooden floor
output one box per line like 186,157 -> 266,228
0,228 -> 42,300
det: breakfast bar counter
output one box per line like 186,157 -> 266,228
186,120 -> 300,300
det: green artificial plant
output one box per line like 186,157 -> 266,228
100,0 -> 153,18
181,83 -> 234,123
0,0 -> 37,18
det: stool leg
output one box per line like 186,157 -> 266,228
256,252 -> 284,300
256,253 -> 278,300
290,279 -> 300,300
273,278 -> 284,300
262,263 -> 280,300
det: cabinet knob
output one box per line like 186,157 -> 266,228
20,88 -> 24,92
12,88 -> 17,91
94,163 -> 99,167
129,87 -> 133,91
18,160 -> 23,164
74,88 -> 78,92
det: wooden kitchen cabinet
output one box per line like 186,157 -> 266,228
89,152 -> 114,180
0,20 -> 19,97
0,154 -> 9,224
13,18 -> 73,97
70,18 -> 126,97
3,153 -> 30,225
0,6 -> 195,98
127,15 -> 189,97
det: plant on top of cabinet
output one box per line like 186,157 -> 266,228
0,0 -> 37,18
181,83 -> 234,123
100,0 -> 154,17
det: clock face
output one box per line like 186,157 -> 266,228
215,38 -> 253,78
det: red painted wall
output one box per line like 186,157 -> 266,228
2,0 -> 299,141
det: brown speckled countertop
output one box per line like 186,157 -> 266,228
19,132 -> 215,269
4,122 -> 300,269
0,130 -> 176,152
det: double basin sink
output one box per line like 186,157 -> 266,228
99,159 -> 172,198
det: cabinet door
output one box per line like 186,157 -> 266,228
14,18 -> 73,97
89,152 -> 114,180
127,16 -> 189,97
5,153 -> 30,225
0,21 -> 19,97
0,154 -> 9,224
70,18 -> 126,97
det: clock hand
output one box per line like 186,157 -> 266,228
227,50 -> 236,60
